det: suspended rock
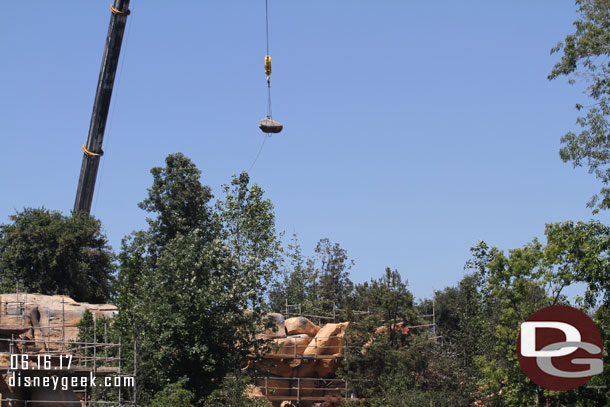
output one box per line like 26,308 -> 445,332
259,117 -> 283,133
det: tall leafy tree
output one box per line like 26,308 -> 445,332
466,226 -> 610,406
0,207 -> 114,303
341,268 -> 437,404
114,154 -> 281,403
549,0 -> 610,212
215,172 -> 283,311
138,152 -> 215,250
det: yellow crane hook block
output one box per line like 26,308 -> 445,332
264,55 -> 272,75
259,117 -> 283,134
265,55 -> 272,81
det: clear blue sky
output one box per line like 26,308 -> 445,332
1,1 -> 606,300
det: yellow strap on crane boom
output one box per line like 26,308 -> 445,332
110,4 -> 131,15
82,145 -> 101,157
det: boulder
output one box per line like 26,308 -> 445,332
0,294 -> 117,349
314,359 -> 339,378
303,323 -> 349,357
271,334 -> 311,358
268,360 -> 295,378
296,360 -> 317,377
259,118 -> 283,134
296,378 -> 325,398
285,317 -> 320,336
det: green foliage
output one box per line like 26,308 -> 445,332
314,238 -> 355,314
138,153 -> 214,248
215,172 -> 283,311
549,0 -> 610,212
431,274 -> 488,372
114,154 -> 281,403
149,378 -> 194,407
340,269 -> 433,402
201,375 -> 271,407
76,309 -> 114,345
0,207 -> 114,302
268,237 -> 355,317
462,222 -> 610,406
543,220 -> 610,307
268,234 -> 317,312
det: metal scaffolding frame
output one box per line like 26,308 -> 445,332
0,291 -> 137,407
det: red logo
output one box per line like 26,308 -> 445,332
517,305 -> 603,391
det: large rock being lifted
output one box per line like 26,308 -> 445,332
259,118 -> 283,134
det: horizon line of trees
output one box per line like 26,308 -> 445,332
1,153 -> 608,406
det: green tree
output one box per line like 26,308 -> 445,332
268,234 -> 316,312
543,221 -> 610,404
466,227 -> 610,406
465,240 -> 550,406
114,154 -> 280,403
0,207 -> 114,303
149,379 -> 194,407
201,375 -> 270,407
431,273 -> 489,373
312,238 -> 354,314
340,268 -> 424,402
352,268 -> 417,340
214,172 -> 283,311
268,237 -> 354,317
549,0 -> 610,212
137,152 -> 214,250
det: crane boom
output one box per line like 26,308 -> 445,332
74,0 -> 131,214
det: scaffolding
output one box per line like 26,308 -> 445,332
253,377 -> 370,403
281,299 -> 439,339
252,299 -> 442,405
0,292 -> 137,407
282,300 -> 371,324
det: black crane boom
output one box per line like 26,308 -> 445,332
74,0 -> 131,214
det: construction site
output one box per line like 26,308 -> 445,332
0,291 -> 436,407
247,302 -> 437,407
0,292 -> 136,407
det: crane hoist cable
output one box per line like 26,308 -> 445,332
259,0 -> 283,134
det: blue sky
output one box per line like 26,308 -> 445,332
1,1 -> 606,300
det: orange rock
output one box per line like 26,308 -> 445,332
271,334 -> 311,358
268,360 -> 296,378
295,378 -> 325,398
0,294 -> 117,350
303,323 -> 349,357
296,360 -> 317,377
314,359 -> 339,378
285,317 -> 320,336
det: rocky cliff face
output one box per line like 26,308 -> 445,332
0,294 -> 119,407
0,293 -> 117,346
253,314 -> 350,407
